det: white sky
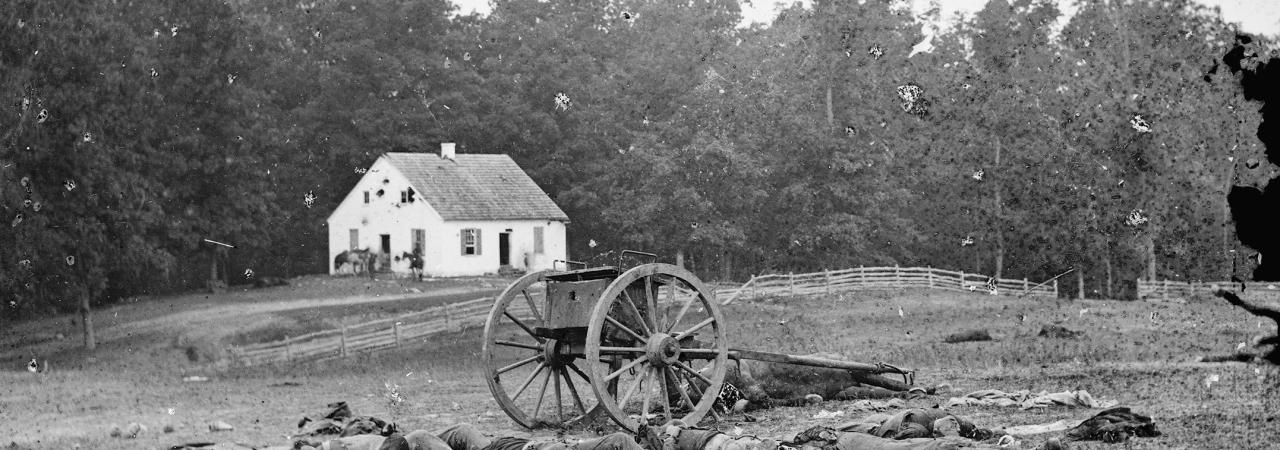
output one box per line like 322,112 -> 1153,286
449,0 -> 1278,37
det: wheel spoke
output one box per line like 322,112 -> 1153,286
645,277 -> 659,332
662,282 -> 676,329
533,364 -> 553,419
554,364 -> 564,421
504,311 -> 545,343
496,340 -> 542,351
673,317 -> 715,340
640,366 -> 654,422
616,366 -> 646,411
560,367 -> 588,417
659,366 -> 673,422
497,354 -> 541,375
512,362 -> 546,401
566,361 -> 592,384
620,290 -> 653,336
604,355 -> 649,382
674,360 -> 713,385
522,289 -> 544,323
605,316 -> 647,343
669,366 -> 697,411
666,292 -> 699,333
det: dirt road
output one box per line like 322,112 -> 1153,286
0,275 -> 506,367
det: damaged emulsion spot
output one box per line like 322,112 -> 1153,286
1129,115 -> 1152,133
1124,209 -> 1149,227
896,83 -> 929,116
304,191 -> 316,208
1221,34 -> 1280,281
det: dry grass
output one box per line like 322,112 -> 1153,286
2,287 -> 1278,449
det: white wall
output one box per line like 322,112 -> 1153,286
421,219 -> 568,277
327,156 -> 568,277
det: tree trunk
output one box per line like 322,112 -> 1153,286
1077,269 -> 1085,300
1104,248 -> 1114,299
1146,234 -> 1157,281
993,138 -> 1004,280
721,250 -> 732,282
1223,157 -> 1238,279
80,290 -> 96,351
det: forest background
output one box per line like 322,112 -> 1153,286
2,0 -> 1276,318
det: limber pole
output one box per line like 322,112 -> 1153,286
1018,268 -> 1076,299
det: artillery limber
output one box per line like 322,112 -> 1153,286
482,251 -> 914,432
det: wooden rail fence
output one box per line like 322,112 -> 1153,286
1137,279 -> 1280,304
718,266 -> 1057,304
229,266 -> 1056,366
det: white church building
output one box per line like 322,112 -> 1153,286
327,144 -> 569,277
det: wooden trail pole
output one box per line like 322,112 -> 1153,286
393,321 -> 401,347
1018,268 -> 1075,299
927,267 -> 934,287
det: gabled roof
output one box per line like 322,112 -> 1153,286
384,152 -> 569,222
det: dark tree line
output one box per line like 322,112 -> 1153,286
2,0 -> 1273,329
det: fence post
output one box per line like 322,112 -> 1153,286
752,275 -> 758,300
286,337 -> 292,362
1023,278 -> 1029,291
393,321 -> 401,347
825,269 -> 832,296
340,326 -> 348,357
789,272 -> 796,296
959,270 -> 965,290
927,266 -> 933,287
859,265 -> 865,287
1162,279 -> 1169,302
1053,279 -> 1058,298
894,265 -> 901,286
445,303 -> 454,330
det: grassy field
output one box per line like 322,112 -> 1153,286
2,285 -> 1278,449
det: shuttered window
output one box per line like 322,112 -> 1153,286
533,226 -> 544,254
411,229 -> 425,254
349,229 -> 359,250
461,228 -> 481,255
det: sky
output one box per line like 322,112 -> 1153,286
449,0 -> 1279,37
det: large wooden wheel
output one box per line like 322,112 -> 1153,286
584,264 -> 730,432
481,270 -> 606,428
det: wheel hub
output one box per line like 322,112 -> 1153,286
646,333 -> 681,366
543,338 -> 563,366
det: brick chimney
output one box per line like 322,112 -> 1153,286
440,142 -> 456,160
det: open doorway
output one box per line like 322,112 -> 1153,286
499,232 -> 511,266
379,234 -> 391,271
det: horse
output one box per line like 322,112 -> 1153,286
401,251 -> 424,281
334,249 -> 375,276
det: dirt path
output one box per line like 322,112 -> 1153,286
0,276 -> 507,365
